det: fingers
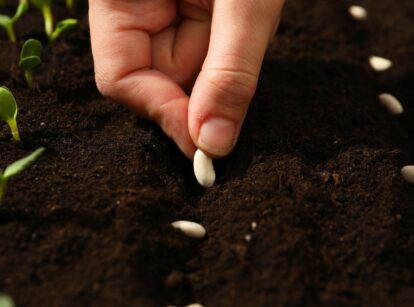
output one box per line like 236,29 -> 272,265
152,1 -> 211,89
89,0 -> 197,158
188,0 -> 285,157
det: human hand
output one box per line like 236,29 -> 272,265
89,0 -> 285,159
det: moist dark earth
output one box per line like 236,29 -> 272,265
1,0 -> 414,306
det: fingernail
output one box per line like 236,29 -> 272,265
198,117 -> 237,157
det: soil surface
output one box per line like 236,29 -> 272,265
1,1 -> 414,306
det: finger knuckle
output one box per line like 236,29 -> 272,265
204,66 -> 258,102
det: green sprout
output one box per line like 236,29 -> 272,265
30,0 -> 78,42
49,18 -> 78,43
0,87 -> 20,141
66,0 -> 73,9
0,147 -> 45,204
31,0 -> 53,37
0,294 -> 15,307
0,0 -> 29,42
19,38 -> 43,89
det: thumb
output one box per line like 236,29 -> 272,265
188,0 -> 284,157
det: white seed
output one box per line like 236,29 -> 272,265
369,56 -> 393,72
245,234 -> 252,242
379,94 -> 404,115
401,166 -> 414,184
348,5 -> 368,20
171,221 -> 206,239
251,222 -> 257,231
187,304 -> 204,307
193,149 -> 216,187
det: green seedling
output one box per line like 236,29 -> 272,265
0,86 -> 20,141
66,0 -> 73,9
19,39 -> 43,88
49,18 -> 78,42
0,294 -> 15,307
31,0 -> 53,37
0,147 -> 45,204
0,0 -> 29,42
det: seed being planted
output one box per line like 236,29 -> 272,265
171,220 -> 206,239
193,149 -> 215,187
379,94 -> 403,115
401,166 -> 414,184
348,5 -> 368,20
369,56 -> 393,72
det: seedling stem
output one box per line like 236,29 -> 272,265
6,119 -> 20,141
0,0 -> 28,42
0,16 -> 16,42
66,0 -> 73,9
24,69 -> 33,89
0,178 -> 6,204
42,6 -> 53,37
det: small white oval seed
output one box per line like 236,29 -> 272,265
401,166 -> 414,184
171,221 -> 206,239
348,5 -> 368,20
194,149 -> 216,187
187,304 -> 204,307
251,221 -> 257,231
369,56 -> 393,72
379,94 -> 404,115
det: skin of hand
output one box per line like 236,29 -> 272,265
89,0 -> 285,159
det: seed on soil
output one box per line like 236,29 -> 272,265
348,5 -> 368,20
193,149 -> 215,187
251,222 -> 257,230
171,221 -> 206,239
379,93 -> 404,115
401,166 -> 414,184
369,56 -> 393,72
245,234 -> 252,242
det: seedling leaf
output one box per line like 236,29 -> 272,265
0,86 -> 20,140
0,86 -> 18,123
19,39 -> 43,88
50,18 -> 78,42
19,39 -> 43,69
19,55 -> 41,70
0,148 -> 44,204
0,294 -> 15,307
3,147 -> 45,179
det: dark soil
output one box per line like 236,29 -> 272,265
1,0 -> 414,306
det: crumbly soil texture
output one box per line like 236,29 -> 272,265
1,1 -> 414,306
